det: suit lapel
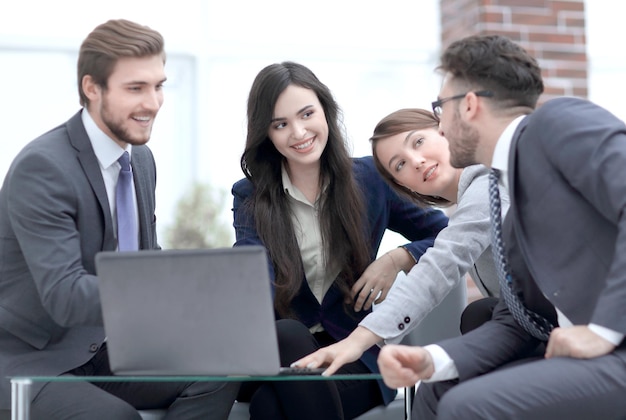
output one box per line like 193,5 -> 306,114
67,111 -> 116,249
504,117 -> 555,312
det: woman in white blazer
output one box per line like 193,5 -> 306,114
294,108 -> 503,375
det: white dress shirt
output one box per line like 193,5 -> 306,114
81,109 -> 138,249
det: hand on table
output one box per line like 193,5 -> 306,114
291,327 -> 381,376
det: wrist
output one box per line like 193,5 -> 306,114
352,326 -> 383,350
385,252 -> 400,273
386,247 -> 414,273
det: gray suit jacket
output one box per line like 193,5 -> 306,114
360,164 -> 502,344
0,110 -> 159,408
437,97 -> 626,380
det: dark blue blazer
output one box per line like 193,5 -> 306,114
232,156 -> 448,404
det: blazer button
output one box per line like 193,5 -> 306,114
404,316 -> 411,324
398,323 -> 405,330
89,343 -> 100,353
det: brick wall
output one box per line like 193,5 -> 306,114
439,0 -> 588,302
439,0 -> 588,102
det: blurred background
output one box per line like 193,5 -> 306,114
1,0 -> 623,251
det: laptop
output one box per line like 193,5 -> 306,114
95,246 -> 322,376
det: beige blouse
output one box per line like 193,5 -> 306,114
281,167 -> 340,333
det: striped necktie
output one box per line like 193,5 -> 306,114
489,168 -> 553,341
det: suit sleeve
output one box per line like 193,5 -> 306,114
533,99 -> 626,333
231,179 -> 277,285
6,150 -> 102,327
360,167 -> 493,342
437,298 -> 540,380
386,193 -> 448,261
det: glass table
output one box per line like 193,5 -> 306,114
10,374 -> 412,420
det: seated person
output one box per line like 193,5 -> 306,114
0,19 -> 238,419
379,33 -> 626,420
232,63 -> 448,419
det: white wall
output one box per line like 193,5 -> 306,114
1,0 -> 624,249
585,1 -> 626,122
0,0 -> 442,248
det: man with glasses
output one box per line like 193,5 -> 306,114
377,34 -> 626,419
430,90 -> 493,121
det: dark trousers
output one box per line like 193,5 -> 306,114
237,319 -> 384,420
459,297 -> 499,334
31,343 -> 239,420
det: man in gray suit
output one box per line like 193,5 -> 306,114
0,19 -> 238,419
377,34 -> 626,419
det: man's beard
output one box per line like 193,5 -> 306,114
448,110 -> 480,169
101,99 -> 152,146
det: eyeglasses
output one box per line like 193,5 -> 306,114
431,90 -> 493,121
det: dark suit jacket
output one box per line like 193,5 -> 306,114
0,110 -> 159,408
438,97 -> 626,380
231,156 -> 448,404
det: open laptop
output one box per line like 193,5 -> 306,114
95,246 -> 323,376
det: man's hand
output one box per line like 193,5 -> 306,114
377,344 -> 434,389
545,325 -> 616,359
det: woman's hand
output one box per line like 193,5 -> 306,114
291,327 -> 381,376
350,248 -> 414,312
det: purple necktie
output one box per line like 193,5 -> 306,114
116,151 -> 138,251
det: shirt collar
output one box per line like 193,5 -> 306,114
491,115 -> 526,172
281,164 -> 312,206
490,115 -> 526,192
81,109 -> 132,170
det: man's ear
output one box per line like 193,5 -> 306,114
82,75 -> 100,102
462,91 -> 480,122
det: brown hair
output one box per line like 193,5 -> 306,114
77,19 -> 165,106
370,108 -> 451,207
437,34 -> 543,111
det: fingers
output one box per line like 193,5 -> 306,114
291,349 -> 345,377
545,331 -> 556,358
354,287 -> 384,312
350,278 -> 366,302
322,359 -> 344,376
377,345 -> 420,388
377,287 -> 389,303
292,350 -> 324,370
352,288 -> 367,312
545,326 -> 615,359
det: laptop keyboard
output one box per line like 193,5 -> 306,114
278,366 -> 326,376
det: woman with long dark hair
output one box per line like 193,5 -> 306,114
232,63 -> 447,419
